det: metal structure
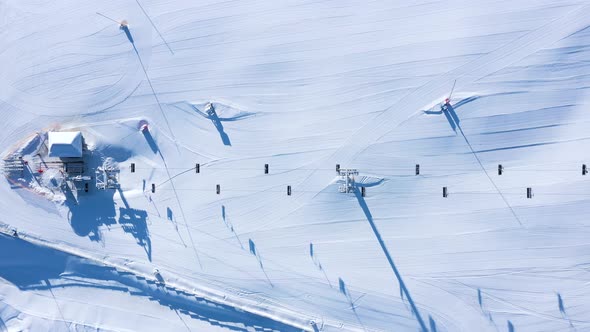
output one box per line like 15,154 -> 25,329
338,168 -> 358,193
205,102 -> 215,116
1,154 -> 24,175
96,158 -> 120,190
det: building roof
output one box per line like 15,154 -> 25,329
47,131 -> 83,158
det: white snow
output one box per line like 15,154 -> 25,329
2,0 -> 590,331
47,132 -> 83,158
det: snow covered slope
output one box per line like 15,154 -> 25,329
2,0 -> 590,331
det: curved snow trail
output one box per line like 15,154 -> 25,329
238,3 -> 590,329
0,228 -> 312,331
0,4 -> 154,117
253,3 -> 590,225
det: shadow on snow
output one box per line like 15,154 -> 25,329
0,234 -> 298,332
353,188 -> 429,332
64,146 -> 151,261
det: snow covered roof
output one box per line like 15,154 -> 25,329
47,131 -> 83,158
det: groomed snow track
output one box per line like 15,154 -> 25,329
0,224 -> 316,331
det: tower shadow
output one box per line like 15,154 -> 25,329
142,129 -> 159,154
423,102 -> 462,133
119,207 -> 151,261
353,187 -> 428,332
207,106 -> 232,146
121,25 -> 134,44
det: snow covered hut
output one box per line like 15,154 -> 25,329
47,131 -> 83,158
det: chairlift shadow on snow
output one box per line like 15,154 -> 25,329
337,277 -> 366,330
248,238 -> 273,287
557,293 -> 575,327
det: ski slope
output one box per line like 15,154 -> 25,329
2,0 -> 590,331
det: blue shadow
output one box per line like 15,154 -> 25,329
167,207 -> 174,222
142,129 -> 159,154
443,107 -> 457,132
0,234 -> 298,331
508,320 -> 515,332
424,101 -> 463,133
208,107 -> 232,146
354,188 -> 428,332
478,288 -> 483,308
248,239 -> 256,255
429,316 -> 437,332
121,25 -> 134,44
558,293 -> 565,314
338,277 -> 347,295
119,207 -> 151,261
62,147 -> 151,261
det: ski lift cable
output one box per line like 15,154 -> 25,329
148,187 -> 590,196
131,166 -> 587,172
448,79 -> 457,102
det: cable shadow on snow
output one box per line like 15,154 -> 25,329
0,234 -> 297,332
353,188 -> 429,332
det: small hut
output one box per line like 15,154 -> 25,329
47,132 -> 83,158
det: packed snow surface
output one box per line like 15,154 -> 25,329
2,0 -> 590,331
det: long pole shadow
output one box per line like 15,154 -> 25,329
353,188 -> 428,332
445,104 -> 522,226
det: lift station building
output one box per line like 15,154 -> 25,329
47,131 -> 83,158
